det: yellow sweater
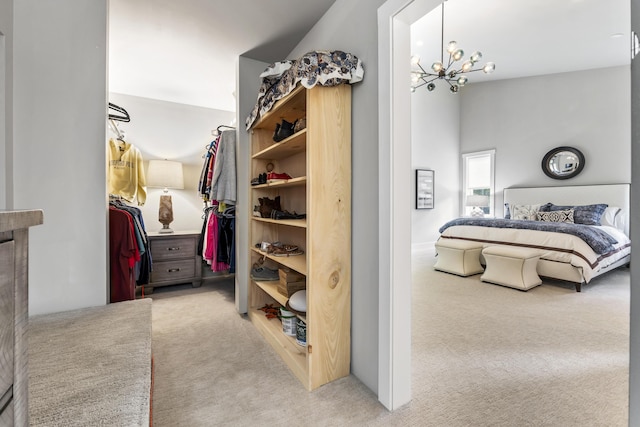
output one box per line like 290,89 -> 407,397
108,139 -> 147,205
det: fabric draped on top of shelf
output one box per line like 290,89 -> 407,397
245,50 -> 365,129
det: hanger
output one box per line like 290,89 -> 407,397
108,102 -> 130,122
107,103 -> 129,141
108,119 -> 126,141
212,125 -> 236,136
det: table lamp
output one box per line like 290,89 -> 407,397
146,159 -> 184,233
466,194 -> 489,217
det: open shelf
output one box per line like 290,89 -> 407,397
252,130 -> 307,160
247,307 -> 308,386
251,217 -> 306,228
254,280 -> 288,306
251,176 -> 307,190
252,85 -> 306,131
251,247 -> 307,275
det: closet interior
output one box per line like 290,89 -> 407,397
107,99 -> 237,300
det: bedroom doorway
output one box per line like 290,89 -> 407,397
378,0 -> 633,414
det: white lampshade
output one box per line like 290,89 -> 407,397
465,194 -> 489,207
147,160 -> 184,190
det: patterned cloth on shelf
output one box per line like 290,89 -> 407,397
245,50 -> 364,130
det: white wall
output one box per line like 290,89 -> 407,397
235,56 -> 268,314
286,0 -> 389,394
0,0 -> 12,210
461,66 -> 631,211
13,0 -> 108,315
411,88 -> 460,250
108,93 -> 235,234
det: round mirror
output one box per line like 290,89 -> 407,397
541,146 -> 585,180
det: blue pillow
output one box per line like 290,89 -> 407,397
539,203 -> 607,225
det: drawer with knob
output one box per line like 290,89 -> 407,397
147,231 -> 202,291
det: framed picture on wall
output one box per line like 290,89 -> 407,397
416,169 -> 434,209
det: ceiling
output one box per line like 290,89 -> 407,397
109,0 -> 631,111
108,0 -> 337,112
410,0 -> 631,89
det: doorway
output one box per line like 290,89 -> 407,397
378,0 -> 635,413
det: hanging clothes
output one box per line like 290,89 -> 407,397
199,205 -> 235,273
210,129 -> 237,204
198,127 -> 236,275
109,206 -> 139,302
108,138 -> 147,206
198,135 -> 220,203
109,199 -> 152,302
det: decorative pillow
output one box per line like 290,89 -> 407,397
504,203 -> 511,219
537,209 -> 574,223
540,203 -> 607,225
510,204 -> 542,220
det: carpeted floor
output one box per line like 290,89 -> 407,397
148,253 -> 630,426
29,299 -> 152,426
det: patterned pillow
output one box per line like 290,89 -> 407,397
510,204 -> 542,220
539,203 -> 607,225
537,209 -> 574,223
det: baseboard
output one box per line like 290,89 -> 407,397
412,241 -> 436,255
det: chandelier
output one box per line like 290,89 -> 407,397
411,0 -> 495,93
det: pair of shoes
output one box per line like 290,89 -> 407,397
273,119 -> 296,142
270,210 -> 306,220
267,172 -> 292,181
269,245 -> 304,257
258,196 -> 281,218
250,266 -> 279,281
251,173 -> 267,186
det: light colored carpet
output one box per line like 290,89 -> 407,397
29,299 -> 152,426
149,256 -> 629,426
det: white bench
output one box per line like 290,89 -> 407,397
481,246 -> 542,290
434,239 -> 484,276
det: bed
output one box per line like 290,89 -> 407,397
436,184 -> 631,291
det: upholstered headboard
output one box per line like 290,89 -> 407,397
503,184 -> 630,236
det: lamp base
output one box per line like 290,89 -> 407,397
158,225 -> 174,234
470,207 -> 485,217
158,194 -> 175,233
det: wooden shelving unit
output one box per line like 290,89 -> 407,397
248,84 -> 352,390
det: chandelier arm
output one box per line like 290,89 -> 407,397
462,68 -> 486,73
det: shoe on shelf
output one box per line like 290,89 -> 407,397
267,172 -> 292,181
270,245 -> 304,257
250,266 -> 279,281
273,119 -> 295,142
250,173 -> 268,186
270,210 -> 306,220
294,117 -> 306,133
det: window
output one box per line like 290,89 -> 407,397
462,150 -> 495,217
